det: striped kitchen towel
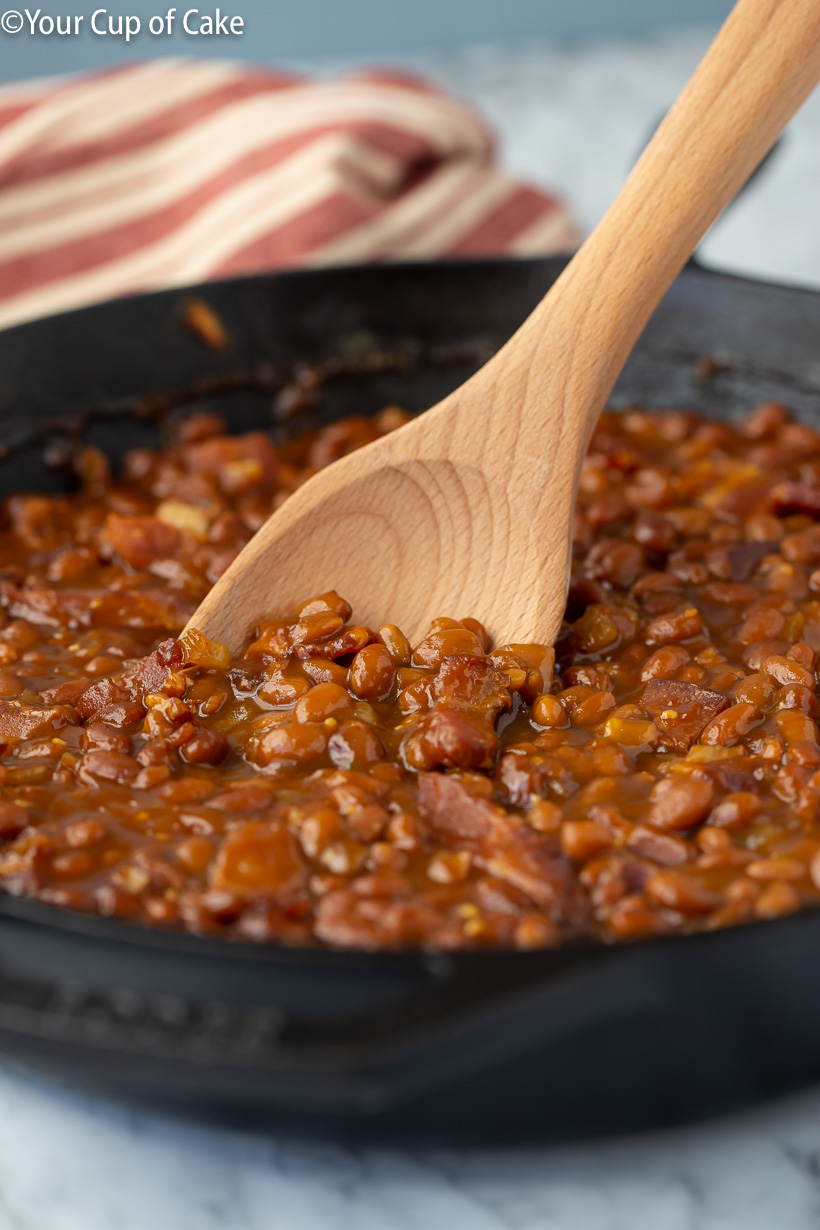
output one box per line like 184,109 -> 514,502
0,58 -> 578,330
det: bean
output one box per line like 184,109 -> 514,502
649,775 -> 714,830
514,916 -> 559,949
787,642 -> 816,670
64,819 -> 107,848
773,683 -> 819,715
570,691 -> 617,726
328,722 -> 383,770
257,669 -> 312,706
133,765 -> 172,791
51,851 -> 94,879
760,655 -> 816,690
627,825 -> 690,866
160,778 -> 215,805
180,728 -> 230,766
256,723 -> 328,768
640,646 -> 690,682
726,878 -> 760,903
741,401 -> 788,437
350,644 -> 395,700
645,608 -> 702,645
775,764 -> 812,803
573,606 -> 620,652
633,511 -> 676,553
560,820 -> 613,861
531,694 -> 569,728
377,624 -> 411,665
294,682 -> 352,724
527,799 -> 564,833
786,741 -> 820,768
585,539 -> 644,588
734,673 -> 776,708
645,869 -> 720,915
80,749 -> 140,785
412,627 -> 485,668
775,710 -> 817,744
295,591 -> 352,621
699,702 -> 763,746
747,858 -> 805,882
669,562 -> 709,585
589,743 -> 630,776
427,850 -> 471,884
0,802 -> 29,839
738,609 -> 786,646
587,495 -> 632,530
607,895 -> 670,939
0,672 -> 22,699
346,803 -> 389,843
696,827 -> 731,853
754,882 -> 801,919
292,611 -> 345,645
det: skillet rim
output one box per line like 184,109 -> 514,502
1,252 -> 820,349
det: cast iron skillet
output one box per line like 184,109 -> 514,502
0,258 -> 819,1144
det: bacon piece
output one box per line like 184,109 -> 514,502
95,701 -> 146,729
771,483 -> 820,518
639,677 -> 730,751
103,514 -> 181,567
0,704 -> 75,740
417,773 -> 587,925
699,756 -> 760,795
123,639 -> 183,694
431,655 -> 512,719
293,626 -> 372,661
71,638 -> 183,727
40,678 -> 94,706
184,432 -> 279,494
726,540 -> 779,581
76,677 -> 128,720
0,583 -> 191,631
497,750 -> 578,806
402,706 -> 498,772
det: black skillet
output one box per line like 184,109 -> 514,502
0,257 -> 819,1144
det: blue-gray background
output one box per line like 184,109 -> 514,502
1,0 -> 732,82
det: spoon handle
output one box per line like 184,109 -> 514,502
441,0 -> 820,460
414,0 -> 820,645
537,0 -> 820,412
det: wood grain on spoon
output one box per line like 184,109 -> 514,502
187,0 -> 820,654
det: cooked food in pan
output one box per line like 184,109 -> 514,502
1,400 -> 819,949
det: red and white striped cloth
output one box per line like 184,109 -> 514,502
0,59 -> 578,330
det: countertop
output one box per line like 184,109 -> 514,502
5,1065 -> 820,1229
2,29 -> 820,1230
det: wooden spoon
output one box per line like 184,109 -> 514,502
187,0 -> 820,653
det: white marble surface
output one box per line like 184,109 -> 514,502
3,31 -> 820,1230
5,1065 -> 820,1229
